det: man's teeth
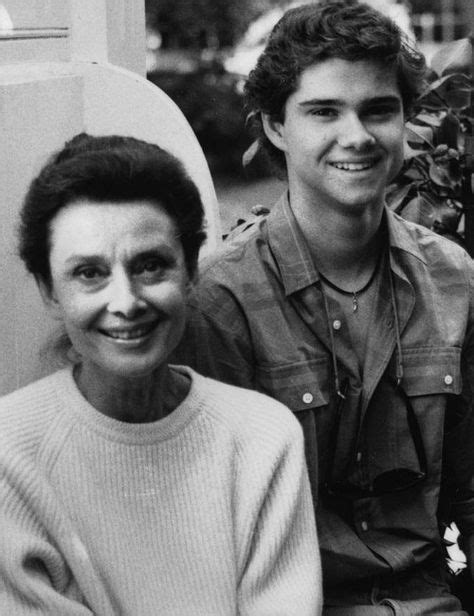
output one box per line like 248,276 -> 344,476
104,325 -> 154,340
332,162 -> 373,171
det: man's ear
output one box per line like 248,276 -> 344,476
262,113 -> 287,153
36,276 -> 62,321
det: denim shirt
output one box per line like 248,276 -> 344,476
175,194 -> 474,593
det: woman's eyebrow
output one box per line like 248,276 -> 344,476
64,253 -> 104,266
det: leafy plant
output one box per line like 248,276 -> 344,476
386,38 -> 473,249
148,67 -> 253,176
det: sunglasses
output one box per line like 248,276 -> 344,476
324,377 -> 427,499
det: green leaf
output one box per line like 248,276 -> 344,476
431,197 -> 464,236
242,138 -> 260,167
430,38 -> 472,77
404,165 -> 428,181
421,74 -> 472,112
405,123 -> 434,148
385,183 -> 412,212
429,161 -> 457,188
413,113 -> 443,128
404,142 -> 431,158
435,112 -> 461,149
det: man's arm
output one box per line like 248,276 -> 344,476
445,254 -> 474,582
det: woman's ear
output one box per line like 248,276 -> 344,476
262,113 -> 288,153
36,276 -> 62,321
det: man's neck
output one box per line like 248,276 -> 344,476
287,188 -> 386,287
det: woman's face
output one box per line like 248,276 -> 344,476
40,199 -> 190,381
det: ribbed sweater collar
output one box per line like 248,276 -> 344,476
54,365 -> 205,445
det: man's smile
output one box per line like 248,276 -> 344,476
329,158 -> 379,172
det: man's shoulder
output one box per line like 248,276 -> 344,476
389,210 -> 471,271
193,212 -> 279,305
201,213 -> 269,275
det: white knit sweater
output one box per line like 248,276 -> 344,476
0,366 -> 321,615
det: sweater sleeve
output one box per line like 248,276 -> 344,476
0,518 -> 94,615
0,447 -> 105,615
0,476 -> 94,616
237,419 -> 322,616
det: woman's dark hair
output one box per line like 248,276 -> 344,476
244,0 -> 427,171
19,133 -> 207,282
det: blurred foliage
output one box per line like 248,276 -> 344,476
148,67 -> 265,177
145,0 -> 283,49
386,38 -> 473,249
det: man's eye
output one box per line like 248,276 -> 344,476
134,258 -> 164,276
142,260 -> 160,272
367,105 -> 397,117
310,108 -> 337,118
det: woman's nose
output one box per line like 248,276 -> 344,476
106,272 -> 146,318
337,113 -> 375,150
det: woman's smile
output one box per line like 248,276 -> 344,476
98,321 -> 159,342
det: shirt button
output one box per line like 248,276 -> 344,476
361,521 -> 368,532
356,452 -> 362,463
444,374 -> 453,386
332,319 -> 342,330
302,392 -> 313,404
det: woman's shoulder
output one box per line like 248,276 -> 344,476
0,369 -> 72,449
185,367 -> 302,449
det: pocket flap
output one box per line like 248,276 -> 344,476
256,358 -> 330,411
397,346 -> 462,396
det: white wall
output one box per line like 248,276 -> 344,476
0,0 -> 220,395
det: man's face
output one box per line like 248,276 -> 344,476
263,58 -> 405,217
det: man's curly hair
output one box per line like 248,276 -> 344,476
244,0 -> 426,172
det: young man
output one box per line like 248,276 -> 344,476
175,0 -> 474,612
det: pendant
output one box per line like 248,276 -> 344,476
352,293 -> 358,312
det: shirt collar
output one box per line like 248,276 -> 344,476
385,209 -> 427,265
267,192 -> 320,295
266,193 -> 427,296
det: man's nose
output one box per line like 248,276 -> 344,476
337,113 -> 375,150
106,271 -> 146,318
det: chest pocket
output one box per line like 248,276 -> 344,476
395,346 -> 462,397
357,346 -> 463,489
255,357 -> 330,412
256,358 -> 330,499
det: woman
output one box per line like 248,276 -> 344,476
0,134 -> 321,615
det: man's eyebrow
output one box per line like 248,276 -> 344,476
298,95 -> 402,107
298,98 -> 342,107
130,247 -> 174,261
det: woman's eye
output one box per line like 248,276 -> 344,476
75,266 -> 103,281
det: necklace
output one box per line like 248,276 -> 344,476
319,259 -> 380,313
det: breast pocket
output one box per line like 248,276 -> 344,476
398,346 -> 462,398
363,346 -> 463,485
255,358 -> 331,498
255,357 -> 330,412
